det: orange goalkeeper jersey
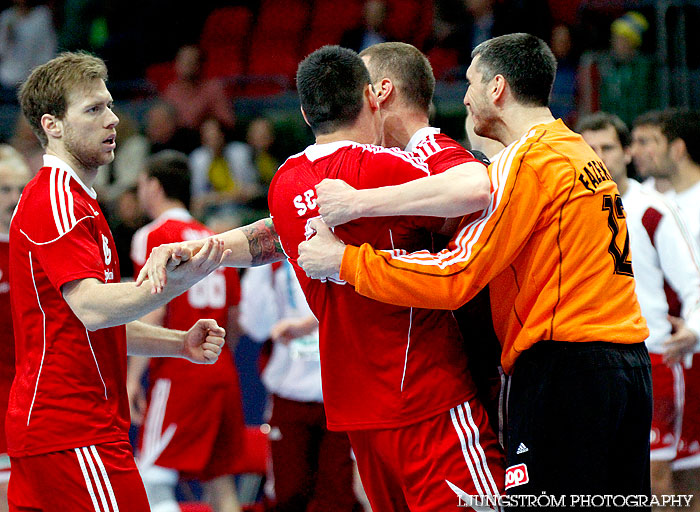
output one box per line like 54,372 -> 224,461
340,119 -> 649,373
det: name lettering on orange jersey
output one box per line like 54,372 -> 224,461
578,160 -> 614,193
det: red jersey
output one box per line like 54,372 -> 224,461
268,138 -> 482,431
131,208 -> 241,387
0,236 -> 13,454
8,156 -> 128,457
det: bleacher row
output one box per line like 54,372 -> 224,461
146,0 -> 435,97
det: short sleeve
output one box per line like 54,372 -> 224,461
32,218 -> 105,291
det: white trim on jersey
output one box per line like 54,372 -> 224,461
26,251 -> 47,427
85,328 -> 108,400
57,169 -> 72,234
20,214 -> 97,246
49,167 -> 64,236
400,308 -> 413,393
43,155 -> 97,199
450,401 -> 502,509
405,126 -> 440,152
302,140 -> 430,174
21,166 -> 96,245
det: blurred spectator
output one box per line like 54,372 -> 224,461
189,117 -> 261,219
246,117 -> 279,188
146,100 -> 198,154
465,0 -> 499,50
109,186 -> 147,280
9,114 -> 42,172
429,0 -> 550,68
340,0 -> 388,53
578,11 -> 658,126
164,44 -> 236,133
549,23 -> 578,124
0,0 -> 55,96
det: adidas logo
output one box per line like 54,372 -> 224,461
516,443 -> 529,454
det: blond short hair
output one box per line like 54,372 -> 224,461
18,52 -> 108,148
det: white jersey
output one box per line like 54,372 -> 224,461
668,180 -> 700,245
624,179 -> 700,353
239,262 -> 323,402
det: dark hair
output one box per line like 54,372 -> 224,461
471,33 -> 556,107
296,45 -> 370,135
632,110 -> 668,130
360,42 -> 435,114
145,150 -> 191,208
662,109 -> 700,166
576,111 -> 631,147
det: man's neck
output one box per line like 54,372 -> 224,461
315,124 -> 379,146
617,176 -> 629,196
671,160 -> 700,194
382,110 -> 430,149
45,146 -> 98,188
150,199 -> 185,220
494,105 -> 555,146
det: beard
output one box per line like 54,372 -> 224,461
63,124 -> 114,172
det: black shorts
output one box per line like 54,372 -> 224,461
505,341 -> 652,507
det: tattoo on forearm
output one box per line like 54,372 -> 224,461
243,218 -> 285,266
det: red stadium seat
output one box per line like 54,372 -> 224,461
427,46 -> 459,81
255,0 -> 309,38
303,29 -> 342,55
309,0 -> 363,37
200,6 -> 253,79
203,46 -> 246,79
384,0 -> 421,42
145,61 -> 176,93
200,6 -> 253,49
247,34 -> 301,90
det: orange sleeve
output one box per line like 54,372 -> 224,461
340,153 -> 549,310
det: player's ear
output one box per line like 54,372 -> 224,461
41,114 -> 63,141
375,78 -> 393,105
491,74 -> 507,104
623,146 -> 632,166
300,106 -> 311,128
669,137 -> 687,162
